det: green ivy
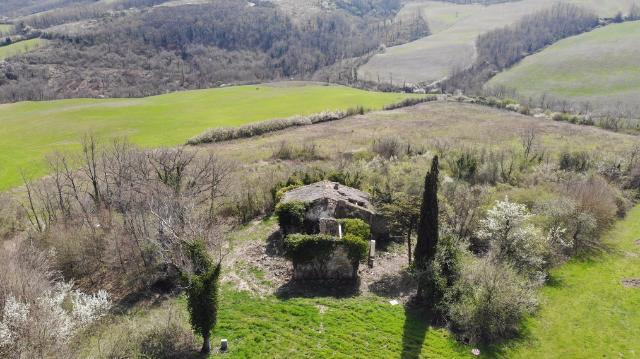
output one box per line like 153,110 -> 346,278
284,233 -> 369,265
284,234 -> 336,264
275,201 -> 307,234
337,218 -> 371,241
342,234 -> 369,263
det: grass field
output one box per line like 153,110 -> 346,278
359,0 -> 635,85
0,24 -> 13,36
0,38 -> 46,60
490,205 -> 640,358
0,82 -> 417,190
488,21 -> 640,114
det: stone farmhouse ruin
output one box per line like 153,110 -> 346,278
279,181 -> 384,280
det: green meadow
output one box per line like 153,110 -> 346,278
0,38 -> 45,60
488,21 -> 640,111
0,82 -> 417,190
490,205 -> 640,358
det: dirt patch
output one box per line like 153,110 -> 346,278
635,239 -> 640,246
223,221 -> 416,300
622,279 -> 640,288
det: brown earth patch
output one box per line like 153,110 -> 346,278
622,279 -> 640,288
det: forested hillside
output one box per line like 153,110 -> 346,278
0,0 -> 428,102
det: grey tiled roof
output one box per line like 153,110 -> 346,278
282,181 -> 373,210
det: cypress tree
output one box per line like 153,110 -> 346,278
183,240 -> 222,354
414,156 -> 439,296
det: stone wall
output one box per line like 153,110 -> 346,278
292,245 -> 357,280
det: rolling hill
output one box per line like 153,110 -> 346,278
0,82 -> 416,190
487,20 -> 640,116
358,0 -> 636,85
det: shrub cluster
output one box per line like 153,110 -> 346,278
552,112 -> 594,126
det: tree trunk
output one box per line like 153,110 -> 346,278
201,333 -> 211,354
407,225 -> 412,265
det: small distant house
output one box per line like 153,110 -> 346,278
278,181 -> 384,280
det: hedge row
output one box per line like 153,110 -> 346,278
187,109 -> 358,145
383,95 -> 437,110
188,96 -> 437,145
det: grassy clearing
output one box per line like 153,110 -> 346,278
488,21 -> 640,112
359,0 -> 634,84
0,82 -> 417,190
213,290 -> 470,358
0,38 -> 45,60
79,289 -> 471,358
489,205 -> 640,358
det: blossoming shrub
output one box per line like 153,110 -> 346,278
0,241 -> 111,358
477,197 -> 550,283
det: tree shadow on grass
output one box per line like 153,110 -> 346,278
368,270 -> 416,298
400,300 -> 432,359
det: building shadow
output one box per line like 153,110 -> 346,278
275,278 -> 361,299
265,229 -> 284,256
400,300 -> 432,359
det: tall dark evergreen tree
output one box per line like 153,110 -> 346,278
183,240 -> 222,354
414,156 -> 439,295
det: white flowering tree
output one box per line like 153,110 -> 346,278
0,282 -> 111,358
477,198 -> 549,283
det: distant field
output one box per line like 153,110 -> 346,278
488,21 -> 640,114
0,82 -> 417,190
0,24 -> 13,36
0,38 -> 46,60
359,0 -> 636,85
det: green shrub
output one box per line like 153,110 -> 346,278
275,201 -> 308,234
498,98 -> 518,109
559,151 -> 591,172
274,184 -> 302,202
449,257 -> 537,344
414,235 -> 463,317
337,218 -> 371,241
327,170 -> 364,189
